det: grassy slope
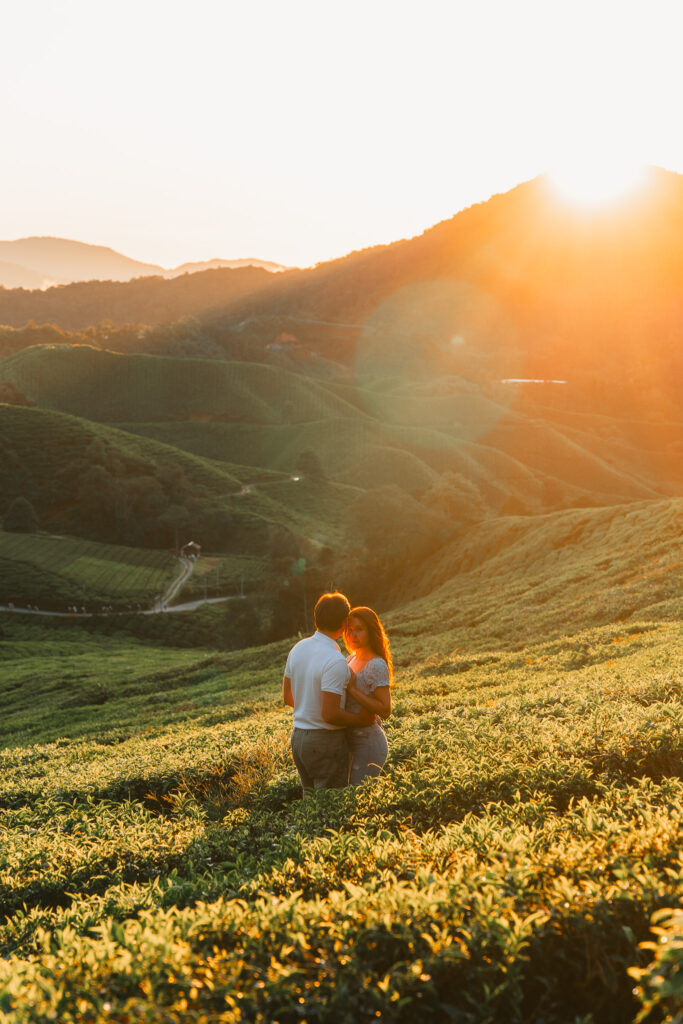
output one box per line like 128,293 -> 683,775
121,399 -> 666,511
121,417 -> 453,495
0,532 -> 178,609
0,501 -> 681,1020
389,498 -> 683,655
0,615 -> 287,747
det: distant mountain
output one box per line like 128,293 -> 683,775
0,259 -> 54,290
0,237 -> 288,290
167,258 -> 287,276
0,237 -> 163,288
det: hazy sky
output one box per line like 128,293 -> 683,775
3,0 -> 683,267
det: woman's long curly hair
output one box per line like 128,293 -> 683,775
346,606 -> 393,683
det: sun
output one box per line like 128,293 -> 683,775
548,157 -> 646,207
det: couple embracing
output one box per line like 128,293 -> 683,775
283,591 -> 393,792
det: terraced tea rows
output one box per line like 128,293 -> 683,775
0,532 -> 178,610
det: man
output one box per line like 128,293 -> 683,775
283,591 -> 375,791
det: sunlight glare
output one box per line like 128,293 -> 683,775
548,156 -> 646,207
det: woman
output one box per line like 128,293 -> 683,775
344,606 -> 393,784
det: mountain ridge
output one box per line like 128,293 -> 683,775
0,236 -> 288,290
2,167 -> 683,391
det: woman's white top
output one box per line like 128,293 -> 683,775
345,657 -> 390,716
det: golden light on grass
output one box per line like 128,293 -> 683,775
548,156 -> 646,207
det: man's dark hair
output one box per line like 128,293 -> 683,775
314,591 -> 351,632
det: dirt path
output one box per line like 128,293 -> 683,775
142,595 -> 238,614
156,555 -> 194,611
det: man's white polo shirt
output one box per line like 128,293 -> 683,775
285,631 -> 350,730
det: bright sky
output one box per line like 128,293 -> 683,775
2,0 -> 683,268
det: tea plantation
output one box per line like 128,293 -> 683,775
0,532 -> 179,611
0,574 -> 681,1021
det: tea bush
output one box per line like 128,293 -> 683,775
0,617 -> 680,1021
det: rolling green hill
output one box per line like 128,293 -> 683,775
0,402 -> 241,546
0,403 -> 359,559
0,344 -> 366,424
3,345 -> 680,523
1,335 -> 681,649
